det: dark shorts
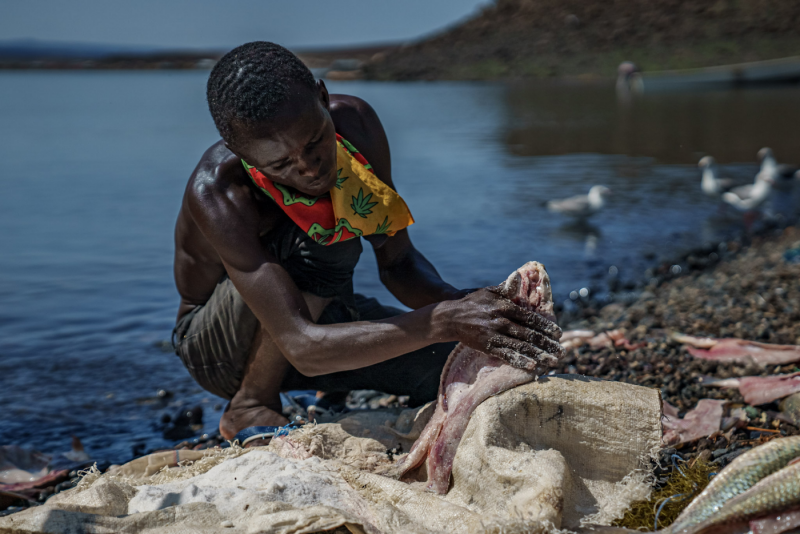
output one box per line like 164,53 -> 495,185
173,277 -> 454,407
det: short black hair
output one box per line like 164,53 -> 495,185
206,41 -> 317,144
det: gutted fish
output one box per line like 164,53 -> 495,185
668,436 -> 800,533
397,261 -> 564,494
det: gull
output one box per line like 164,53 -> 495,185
547,185 -> 611,219
721,148 -> 777,211
760,147 -> 800,192
698,156 -> 736,197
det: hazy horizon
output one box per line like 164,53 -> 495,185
1,1 -> 490,52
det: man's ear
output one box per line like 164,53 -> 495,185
224,140 -> 245,162
317,79 -> 330,110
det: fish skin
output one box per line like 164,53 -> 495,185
685,461 -> 800,534
668,436 -> 800,534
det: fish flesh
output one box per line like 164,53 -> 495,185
561,329 -> 644,351
675,334 -> 800,366
561,329 -> 596,350
668,436 -> 800,533
698,372 -> 800,406
750,506 -> 800,534
679,461 -> 800,534
662,400 -> 725,446
397,262 -> 564,494
739,373 -> 800,406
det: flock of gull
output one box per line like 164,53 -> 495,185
699,147 -> 799,211
546,148 -> 800,220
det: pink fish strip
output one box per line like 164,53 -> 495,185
750,506 -> 800,534
738,372 -> 800,406
682,337 -> 800,366
397,262 -> 562,494
662,399 -> 726,446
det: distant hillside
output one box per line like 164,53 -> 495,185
0,40 -> 223,70
0,39 -> 162,59
364,0 -> 800,80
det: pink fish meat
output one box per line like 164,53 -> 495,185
397,262 -> 564,494
677,335 -> 800,366
750,506 -> 800,534
662,399 -> 726,446
738,373 -> 800,406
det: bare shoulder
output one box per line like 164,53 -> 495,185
186,141 -> 244,204
329,94 -> 394,188
184,140 -> 276,243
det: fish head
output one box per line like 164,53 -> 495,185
498,262 -> 555,323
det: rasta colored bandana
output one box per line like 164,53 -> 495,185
242,134 -> 414,246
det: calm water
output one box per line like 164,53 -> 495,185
1,72 -> 799,463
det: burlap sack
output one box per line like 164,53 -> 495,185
0,375 -> 661,534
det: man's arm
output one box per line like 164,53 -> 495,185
188,163 -> 560,378
374,229 -> 466,309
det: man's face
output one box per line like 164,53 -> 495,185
228,82 -> 338,197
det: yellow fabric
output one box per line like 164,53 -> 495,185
242,135 -> 414,245
329,142 -> 414,239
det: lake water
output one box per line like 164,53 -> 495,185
1,72 -> 799,464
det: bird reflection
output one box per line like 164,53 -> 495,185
555,220 -> 602,258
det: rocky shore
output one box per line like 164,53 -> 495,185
4,225 -> 799,525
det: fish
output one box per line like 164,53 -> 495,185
667,436 -> 800,534
396,261 -> 564,494
679,460 -> 800,534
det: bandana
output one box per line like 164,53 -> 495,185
242,134 -> 414,246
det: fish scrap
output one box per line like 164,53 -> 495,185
673,333 -> 800,366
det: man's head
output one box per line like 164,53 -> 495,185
207,41 -> 338,196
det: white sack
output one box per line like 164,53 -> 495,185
0,375 -> 662,534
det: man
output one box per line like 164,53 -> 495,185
172,42 -> 562,443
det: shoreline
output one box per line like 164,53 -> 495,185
3,222 -> 799,520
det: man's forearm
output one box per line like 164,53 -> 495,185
379,249 -> 463,309
276,301 -> 455,376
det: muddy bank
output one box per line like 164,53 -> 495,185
364,0 -> 800,80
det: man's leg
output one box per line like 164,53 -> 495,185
219,293 -> 332,441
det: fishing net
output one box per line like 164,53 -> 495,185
0,375 -> 662,534
615,458 -> 716,531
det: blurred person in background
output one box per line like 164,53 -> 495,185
172,42 -> 562,442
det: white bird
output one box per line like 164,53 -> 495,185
698,156 -> 736,197
547,185 -> 611,219
616,61 -> 643,96
760,147 -> 800,192
721,148 -> 776,211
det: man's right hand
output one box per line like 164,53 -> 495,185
438,289 -> 565,371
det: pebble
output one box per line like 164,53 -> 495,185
712,448 -> 750,465
711,448 -> 729,459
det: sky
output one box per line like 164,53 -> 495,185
1,0 -> 491,51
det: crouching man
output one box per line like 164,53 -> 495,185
172,42 -> 561,444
